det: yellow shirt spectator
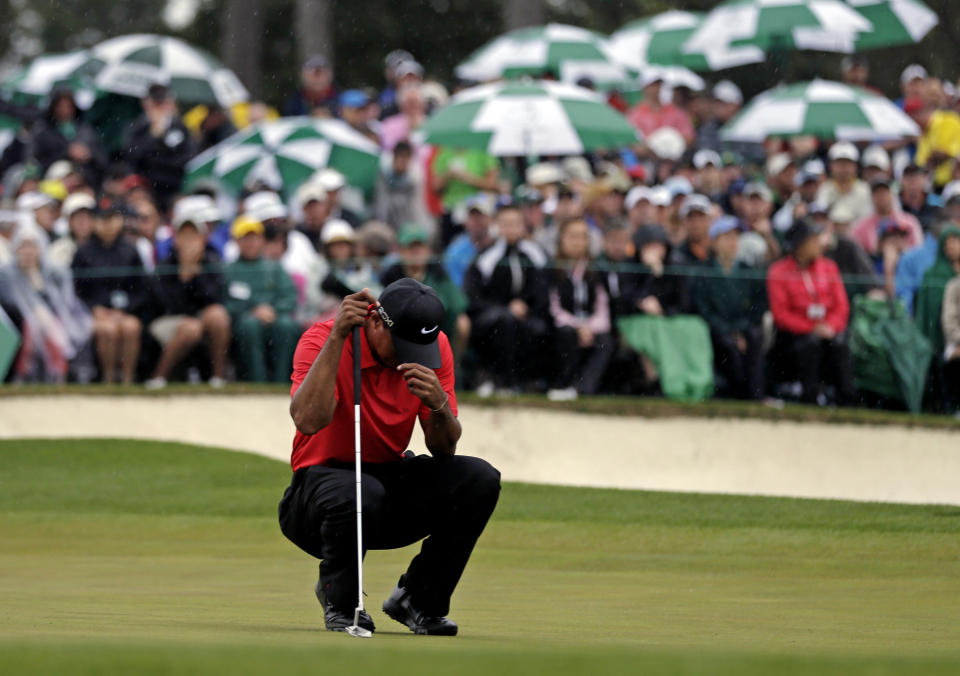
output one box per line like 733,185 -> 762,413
916,110 -> 960,188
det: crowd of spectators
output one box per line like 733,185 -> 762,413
0,49 -> 959,414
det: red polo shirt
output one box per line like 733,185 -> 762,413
289,319 -> 458,470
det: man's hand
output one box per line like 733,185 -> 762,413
639,295 -> 663,316
252,304 -> 276,324
332,288 -> 379,339
508,298 -> 528,320
735,332 -> 747,353
398,363 -> 446,410
577,325 -> 595,348
812,322 -> 836,339
68,142 -> 91,163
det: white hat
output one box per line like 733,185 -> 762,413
172,194 -> 219,232
862,144 -> 891,171
638,68 -> 665,89
16,191 -> 55,212
693,149 -> 722,170
828,141 -> 860,163
244,191 -> 288,221
765,152 -> 794,177
624,186 -> 652,211
45,160 -> 75,182
320,219 -> 355,245
394,60 -> 424,79
664,175 -> 693,198
942,180 -> 960,204
679,194 -> 712,218
525,162 -> 564,186
900,64 -> 928,86
62,193 -> 97,220
562,156 -> 594,183
713,80 -> 743,105
829,202 -> 856,224
646,127 -> 686,161
315,168 -> 346,192
803,158 -> 826,176
12,225 -> 48,253
295,181 -> 328,208
649,186 -> 672,207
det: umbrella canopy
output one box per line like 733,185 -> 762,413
90,34 -> 249,107
419,79 -> 640,157
684,0 -> 873,70
608,10 -> 706,71
0,114 -> 22,154
184,117 -> 381,196
454,23 -> 630,87
846,0 -> 939,51
0,51 -> 99,109
720,79 -> 919,142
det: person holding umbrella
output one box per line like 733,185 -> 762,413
281,279 -> 500,635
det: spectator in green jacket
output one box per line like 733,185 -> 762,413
380,223 -> 470,360
692,216 -> 768,400
224,216 -> 302,382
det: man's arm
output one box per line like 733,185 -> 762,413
400,363 -> 461,457
290,289 -> 378,435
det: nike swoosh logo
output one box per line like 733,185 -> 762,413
421,325 -> 438,334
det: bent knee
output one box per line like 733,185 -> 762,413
457,456 -> 501,495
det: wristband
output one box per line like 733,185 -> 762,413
429,394 -> 449,413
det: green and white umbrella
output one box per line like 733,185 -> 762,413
684,0 -> 873,70
0,114 -> 23,156
90,34 -> 249,106
185,117 -> 381,196
0,51 -> 99,109
846,0 -> 939,51
609,10 -> 706,71
721,79 -> 919,142
455,23 -> 630,87
420,79 -> 639,156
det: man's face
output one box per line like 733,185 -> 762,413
464,209 -> 490,241
698,165 -> 722,187
643,81 -> 662,104
797,235 -> 824,261
844,65 -> 868,86
945,235 -> 960,263
628,200 -> 654,227
303,65 -> 332,91
521,202 -> 544,231
174,224 -> 206,262
798,180 -> 819,203
238,232 -> 265,260
69,210 -> 94,242
713,100 -> 739,122
341,106 -> 365,127
830,158 -> 857,182
881,232 -> 909,253
872,187 -> 894,214
745,195 -> 771,222
402,241 -> 430,267
687,211 -> 710,240
603,228 -> 630,261
497,209 -> 525,245
325,240 -> 353,262
393,151 -> 411,174
901,171 -> 927,194
365,315 -> 399,368
303,200 -> 330,228
93,213 -> 124,244
904,77 -> 925,99
16,240 -> 39,270
640,241 -> 667,264
34,204 -> 58,231
713,230 -> 739,260
136,203 -> 160,239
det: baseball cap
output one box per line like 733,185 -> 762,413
693,149 -> 722,170
638,68 -> 665,89
45,160 -> 74,182
808,202 -> 829,217
828,141 -> 860,163
647,127 -> 686,161
295,181 -> 327,208
397,222 -> 430,246
679,194 -> 712,218
376,278 -> 446,368
339,89 -> 370,108
802,158 -> 826,177
385,49 -> 414,70
870,177 -> 893,191
765,152 -> 794,177
464,193 -> 494,216
664,175 -> 694,199
900,64 -> 927,86
172,194 -> 219,232
303,54 -> 330,71
62,193 -> 96,219
624,186 -> 652,211
244,191 -> 288,221
941,180 -> 960,204
743,181 -> 773,201
394,61 -> 424,79
231,216 -> 265,239
649,185 -> 672,207
828,202 -> 856,224
515,185 -> 544,206
321,219 -> 355,245
16,191 -> 56,211
525,162 -> 564,186
862,144 -> 891,171
315,168 -> 346,192
708,215 -> 739,240
794,170 -> 819,187
713,80 -> 743,105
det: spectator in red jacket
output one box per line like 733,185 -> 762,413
767,219 -> 855,405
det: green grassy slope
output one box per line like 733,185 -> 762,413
1,439 -> 959,675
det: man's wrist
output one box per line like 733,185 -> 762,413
429,394 -> 449,412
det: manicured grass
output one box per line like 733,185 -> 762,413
3,383 -> 959,431
1,439 -> 959,675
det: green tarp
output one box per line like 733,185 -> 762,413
849,296 -> 932,413
617,314 -> 713,401
0,307 -> 20,381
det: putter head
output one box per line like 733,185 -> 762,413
346,608 -> 372,638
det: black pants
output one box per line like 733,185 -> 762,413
712,326 -> 765,401
471,306 -> 549,388
779,331 -> 855,405
554,327 -> 614,394
278,454 -> 500,616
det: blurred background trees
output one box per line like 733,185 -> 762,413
0,0 -> 956,106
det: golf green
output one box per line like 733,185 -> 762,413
1,438 -> 958,675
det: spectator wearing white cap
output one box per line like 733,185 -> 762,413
764,153 -> 796,208
16,191 -> 59,244
739,182 -> 781,265
692,149 -> 726,202
897,64 -> 928,110
443,193 -> 495,289
696,80 -> 743,154
861,145 -> 892,185
241,190 -> 316,291
145,209 -> 230,390
624,186 -> 655,232
293,180 -> 330,253
379,49 -> 415,118
314,167 -> 361,227
670,194 -> 714,266
47,193 -> 96,269
815,142 -> 872,225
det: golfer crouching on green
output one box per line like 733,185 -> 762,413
280,278 -> 500,636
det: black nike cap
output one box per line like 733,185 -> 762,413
376,278 -> 445,368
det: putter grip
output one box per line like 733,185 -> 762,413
352,325 -> 361,406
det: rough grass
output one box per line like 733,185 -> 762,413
1,438 -> 959,675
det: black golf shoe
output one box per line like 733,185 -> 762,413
382,577 -> 458,636
315,581 -> 375,633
